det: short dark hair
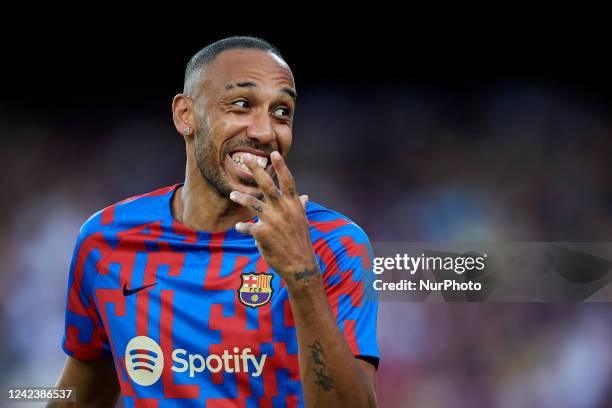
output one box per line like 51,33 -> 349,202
183,36 -> 285,95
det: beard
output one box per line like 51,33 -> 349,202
194,120 -> 273,198
194,123 -> 234,198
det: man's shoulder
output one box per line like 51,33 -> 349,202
306,200 -> 370,244
77,184 -> 178,241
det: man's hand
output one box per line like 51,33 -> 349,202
230,151 -> 377,407
230,151 -> 317,283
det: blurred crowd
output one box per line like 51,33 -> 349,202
1,85 -> 611,407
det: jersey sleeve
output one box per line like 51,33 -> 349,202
312,220 -> 380,364
61,215 -> 112,360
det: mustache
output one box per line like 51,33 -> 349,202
225,139 -> 277,154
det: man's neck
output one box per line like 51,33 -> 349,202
172,171 -> 253,232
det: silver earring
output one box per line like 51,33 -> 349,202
184,127 -> 191,135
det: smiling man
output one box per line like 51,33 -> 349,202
51,36 -> 379,407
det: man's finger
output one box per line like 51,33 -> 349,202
229,191 -> 266,215
270,151 -> 296,197
243,155 -> 279,199
299,194 -> 309,210
235,221 -> 259,236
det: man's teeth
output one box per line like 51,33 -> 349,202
231,152 -> 268,170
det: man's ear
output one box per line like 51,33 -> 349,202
172,94 -> 195,140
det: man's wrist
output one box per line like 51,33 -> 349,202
282,262 -> 324,291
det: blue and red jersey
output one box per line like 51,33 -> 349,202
62,184 -> 379,407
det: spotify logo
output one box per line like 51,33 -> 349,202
124,335 -> 267,386
125,336 -> 164,386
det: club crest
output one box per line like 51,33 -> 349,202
238,273 -> 274,308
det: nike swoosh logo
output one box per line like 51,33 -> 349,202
122,282 -> 157,296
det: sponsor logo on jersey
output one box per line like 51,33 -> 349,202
124,336 -> 267,386
125,336 -> 164,386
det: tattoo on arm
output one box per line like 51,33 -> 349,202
250,205 -> 263,213
294,266 -> 320,283
308,341 -> 334,391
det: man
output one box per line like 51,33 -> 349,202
52,36 -> 378,407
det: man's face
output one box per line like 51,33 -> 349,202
191,48 -> 296,199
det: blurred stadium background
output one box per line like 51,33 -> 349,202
1,25 -> 611,407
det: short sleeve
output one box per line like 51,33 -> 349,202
313,222 -> 380,364
61,219 -> 112,360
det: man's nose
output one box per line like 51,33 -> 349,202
246,110 -> 275,144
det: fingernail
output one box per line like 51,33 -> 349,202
235,222 -> 243,231
271,151 -> 281,160
230,191 -> 238,200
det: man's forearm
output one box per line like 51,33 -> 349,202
286,265 -> 376,408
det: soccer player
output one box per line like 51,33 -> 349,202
51,36 -> 379,407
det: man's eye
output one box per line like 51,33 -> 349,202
272,107 -> 290,117
233,100 -> 249,109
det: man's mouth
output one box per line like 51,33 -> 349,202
231,151 -> 269,172
225,150 -> 272,181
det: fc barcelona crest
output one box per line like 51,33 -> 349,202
238,273 -> 274,308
